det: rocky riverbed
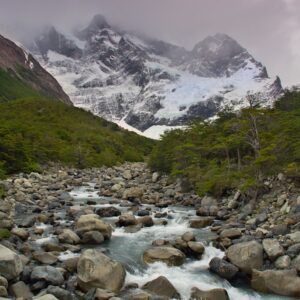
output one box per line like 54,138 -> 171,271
1,162 -> 300,299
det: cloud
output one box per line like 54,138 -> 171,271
0,0 -> 299,86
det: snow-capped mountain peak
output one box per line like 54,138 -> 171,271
29,15 -> 283,137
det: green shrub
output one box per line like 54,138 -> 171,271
0,229 -> 11,240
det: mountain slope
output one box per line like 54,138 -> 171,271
0,34 -> 71,103
30,15 -> 283,134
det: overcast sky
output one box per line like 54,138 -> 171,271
0,0 -> 299,86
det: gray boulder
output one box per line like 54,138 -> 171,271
262,239 -> 284,261
209,257 -> 238,280
251,269 -> 300,297
143,247 -> 185,266
77,249 -> 126,293
190,287 -> 229,300
226,241 -> 263,274
0,244 -> 23,280
143,276 -> 180,299
10,281 -> 33,300
31,266 -> 64,286
76,214 -> 112,239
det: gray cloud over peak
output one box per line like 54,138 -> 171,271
0,0 -> 299,86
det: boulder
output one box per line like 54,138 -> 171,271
137,216 -> 154,227
287,231 -> 300,243
77,249 -> 126,293
137,210 -> 150,217
292,254 -> 300,271
46,285 -> 76,300
11,228 -> 29,240
123,187 -> 144,201
190,287 -> 229,300
189,217 -> 214,229
31,266 -> 64,286
94,288 -> 115,300
272,224 -> 288,236
122,170 -> 132,180
187,242 -> 205,257
96,207 -> 121,218
220,228 -> 242,239
209,257 -> 238,280
0,244 -> 23,280
63,257 -> 79,273
117,214 -> 137,227
275,255 -> 291,269
287,243 -> 300,257
262,239 -> 284,261
201,196 -> 218,207
143,276 -> 180,299
111,184 -> 122,192
18,215 -> 36,228
182,232 -> 195,242
10,281 -> 33,300
33,252 -> 58,265
81,231 -> 104,244
152,172 -> 159,183
76,214 -> 112,239
226,241 -> 263,274
251,269 -> 300,297
58,229 -> 80,245
0,286 -> 7,297
0,276 -> 8,288
143,247 -> 185,266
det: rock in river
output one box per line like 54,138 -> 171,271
209,257 -> 238,280
143,247 -> 185,266
189,217 -> 214,229
76,214 -> 112,239
143,276 -> 180,299
77,249 -> 126,293
190,287 -> 229,300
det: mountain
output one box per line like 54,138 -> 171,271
0,34 -> 71,104
29,15 -> 283,135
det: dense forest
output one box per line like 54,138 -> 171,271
0,98 -> 153,177
149,91 -> 300,196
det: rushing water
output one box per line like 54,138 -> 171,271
53,185 -> 296,300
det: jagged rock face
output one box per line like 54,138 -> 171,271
185,33 -> 268,78
29,15 -> 283,134
0,34 -> 72,104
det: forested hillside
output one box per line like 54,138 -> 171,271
149,91 -> 300,196
0,98 -> 154,177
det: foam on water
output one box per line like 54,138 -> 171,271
34,235 -> 56,245
58,250 -> 80,261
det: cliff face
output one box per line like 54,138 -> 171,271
0,34 -> 72,104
